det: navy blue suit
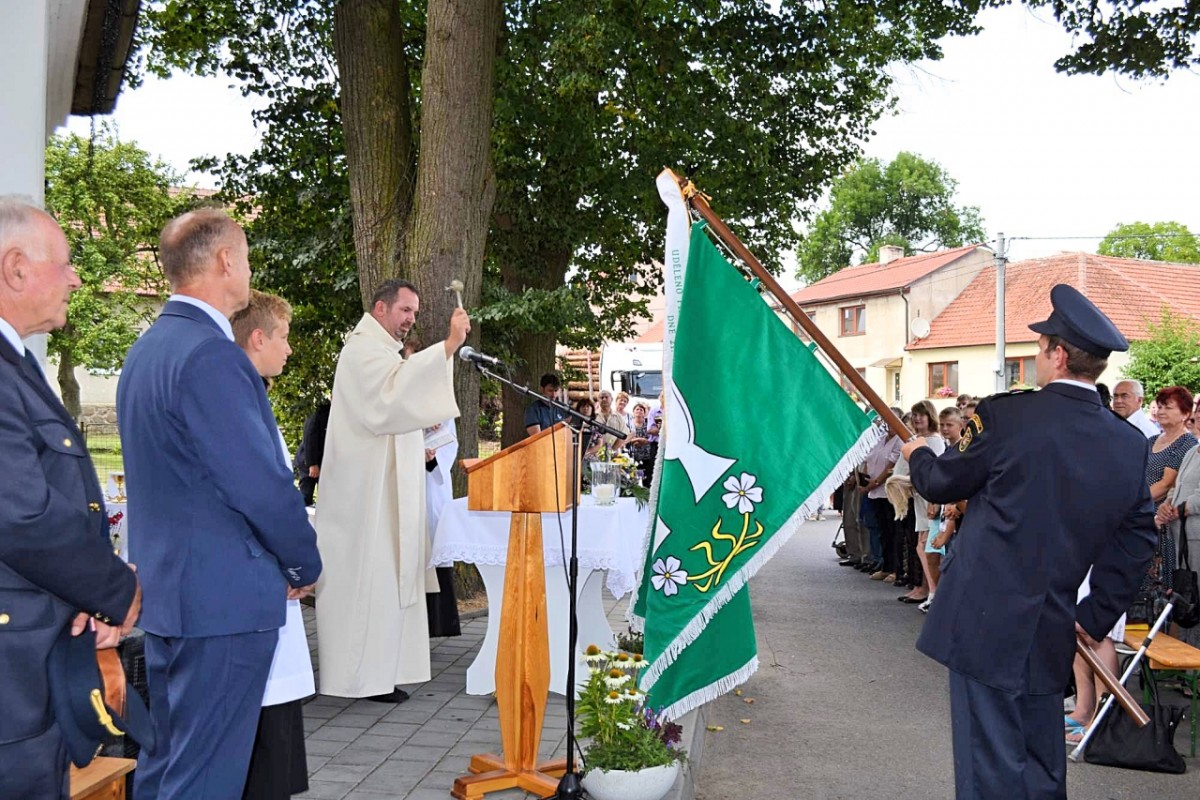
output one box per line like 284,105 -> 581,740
117,301 -> 321,799
0,337 -> 137,799
908,383 -> 1156,799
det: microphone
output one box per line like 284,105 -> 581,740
458,346 -> 504,368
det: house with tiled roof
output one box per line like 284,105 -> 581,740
784,243 -> 994,406
905,252 -> 1200,401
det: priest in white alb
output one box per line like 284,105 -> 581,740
315,279 -> 469,701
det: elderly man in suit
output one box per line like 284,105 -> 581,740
0,198 -> 142,798
902,284 -> 1157,800
117,209 -> 322,800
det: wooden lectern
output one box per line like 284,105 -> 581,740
452,422 -> 576,800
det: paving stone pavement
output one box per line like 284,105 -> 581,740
295,593 -> 630,800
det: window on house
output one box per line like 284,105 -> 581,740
928,362 -> 959,397
1005,356 -> 1036,388
892,371 -> 902,403
839,305 -> 866,336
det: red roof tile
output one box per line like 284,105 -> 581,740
907,253 -> 1200,350
791,245 -> 985,305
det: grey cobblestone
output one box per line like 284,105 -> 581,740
295,590 -> 674,800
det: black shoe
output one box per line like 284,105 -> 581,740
838,558 -> 860,567
366,689 -> 411,704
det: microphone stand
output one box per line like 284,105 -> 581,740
468,361 -> 625,800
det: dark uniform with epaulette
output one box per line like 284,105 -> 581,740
907,285 -> 1157,800
0,337 -> 138,798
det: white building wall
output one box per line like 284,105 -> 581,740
1,0 -> 89,363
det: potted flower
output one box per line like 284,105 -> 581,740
577,645 -> 686,800
935,385 -> 956,399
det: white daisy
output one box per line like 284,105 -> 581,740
650,556 -> 689,597
721,472 -> 763,514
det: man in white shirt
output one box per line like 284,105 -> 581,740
1112,379 -> 1159,438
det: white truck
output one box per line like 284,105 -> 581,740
599,342 -> 663,409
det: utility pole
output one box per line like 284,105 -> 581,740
994,232 -> 1008,394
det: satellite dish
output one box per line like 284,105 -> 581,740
910,318 -> 930,339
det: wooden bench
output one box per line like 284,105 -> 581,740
1123,628 -> 1200,757
70,757 -> 136,800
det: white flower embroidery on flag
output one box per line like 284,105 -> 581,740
721,472 -> 763,515
650,556 -> 689,597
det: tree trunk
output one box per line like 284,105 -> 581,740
333,0 -> 416,310
403,0 -> 502,495
499,248 -> 570,448
56,348 -> 81,420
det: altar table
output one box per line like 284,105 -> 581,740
429,496 -> 647,696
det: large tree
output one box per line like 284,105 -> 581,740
1098,221 -> 1200,264
140,0 -> 500,461
1123,308 -> 1200,395
794,151 -> 986,282
1010,0 -> 1200,78
137,0 -> 983,448
44,127 -> 187,417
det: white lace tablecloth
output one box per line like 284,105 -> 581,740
429,496 -> 646,598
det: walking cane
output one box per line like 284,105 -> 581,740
1068,600 -> 1174,761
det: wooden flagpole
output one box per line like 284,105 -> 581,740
669,168 -> 1150,729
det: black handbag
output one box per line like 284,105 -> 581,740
1084,663 -> 1186,774
1170,506 -> 1200,629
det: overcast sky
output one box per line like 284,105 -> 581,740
67,5 -> 1200,271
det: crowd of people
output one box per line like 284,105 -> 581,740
5,192 -> 1198,799
524,380 -> 662,487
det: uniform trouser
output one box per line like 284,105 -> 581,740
949,670 -> 1065,800
136,629 -> 278,800
0,723 -> 69,799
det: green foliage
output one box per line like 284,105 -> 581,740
1123,308 -> 1200,394
44,127 -> 187,373
577,647 -> 684,773
1098,221 -> 1200,264
137,2 -> 368,441
1008,0 -> 1200,79
795,151 -> 986,282
489,2 -> 982,350
135,1 -> 983,430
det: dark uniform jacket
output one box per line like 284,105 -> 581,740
0,336 -> 136,780
908,382 -> 1156,694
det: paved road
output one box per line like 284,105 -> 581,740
694,516 -> 1198,800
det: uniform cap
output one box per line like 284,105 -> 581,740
1028,284 -> 1128,357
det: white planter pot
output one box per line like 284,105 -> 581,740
581,762 -> 680,800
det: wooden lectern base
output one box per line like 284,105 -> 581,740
456,424 -> 578,799
451,753 -> 568,799
453,511 -> 562,799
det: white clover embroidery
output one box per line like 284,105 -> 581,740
721,472 -> 763,515
650,555 -> 689,597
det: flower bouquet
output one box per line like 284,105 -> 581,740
577,645 -> 685,800
935,385 -> 956,398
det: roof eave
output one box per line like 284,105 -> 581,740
71,0 -> 141,116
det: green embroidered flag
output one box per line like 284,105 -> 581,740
632,182 -> 881,719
